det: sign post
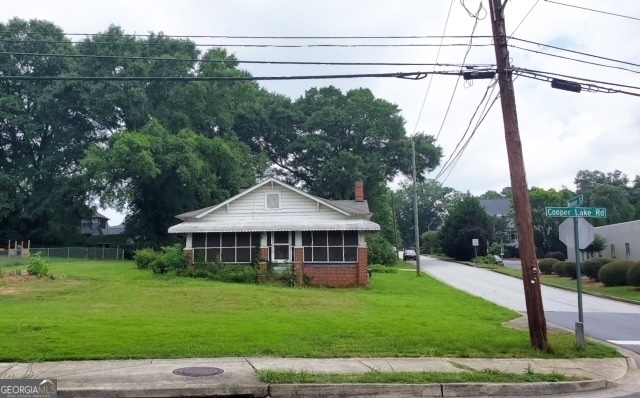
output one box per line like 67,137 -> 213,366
547,198 -> 602,349
472,239 -> 479,266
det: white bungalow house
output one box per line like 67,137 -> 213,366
168,178 -> 380,286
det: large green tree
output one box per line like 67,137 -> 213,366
529,187 -> 574,255
0,18 -> 111,244
83,121 -> 267,248
439,196 -> 494,260
395,180 -> 462,246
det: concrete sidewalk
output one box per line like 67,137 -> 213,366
0,356 -> 634,397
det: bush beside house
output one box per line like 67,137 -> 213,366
628,263 -> 640,287
552,261 -> 568,277
544,252 -> 566,261
562,261 -> 578,279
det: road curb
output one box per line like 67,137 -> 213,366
58,384 -> 268,398
268,380 -> 608,397
489,268 -> 640,306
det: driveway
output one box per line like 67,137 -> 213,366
415,256 -> 640,354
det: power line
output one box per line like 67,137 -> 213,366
412,0 -> 455,134
513,70 -> 640,97
0,70 -> 469,82
510,37 -> 640,69
509,0 -> 540,38
0,50 -> 495,69
510,67 -> 640,91
0,31 -> 495,40
0,38 -> 495,48
435,0 -> 484,141
509,45 -> 640,75
543,0 -> 640,22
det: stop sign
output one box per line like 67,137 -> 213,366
559,217 -> 595,250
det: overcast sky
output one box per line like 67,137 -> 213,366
5,0 -> 640,225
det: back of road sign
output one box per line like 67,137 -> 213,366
559,218 -> 595,250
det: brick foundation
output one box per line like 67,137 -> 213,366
303,266 -> 359,287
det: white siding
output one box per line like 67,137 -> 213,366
591,220 -> 640,261
199,184 -> 349,223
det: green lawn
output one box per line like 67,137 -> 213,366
258,369 -> 584,384
494,268 -> 640,303
0,261 -> 618,361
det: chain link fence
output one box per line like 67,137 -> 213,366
1,247 -> 125,265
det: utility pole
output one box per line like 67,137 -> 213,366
488,0 -> 549,351
412,138 -> 421,276
391,193 -> 400,257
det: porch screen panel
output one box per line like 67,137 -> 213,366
303,231 -> 359,262
203,232 -> 259,263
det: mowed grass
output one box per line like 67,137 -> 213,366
258,369 -> 585,384
494,268 -> 640,303
0,261 -> 618,361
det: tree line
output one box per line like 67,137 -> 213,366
395,170 -> 640,260
0,18 -> 442,250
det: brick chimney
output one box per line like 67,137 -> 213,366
355,181 -> 365,202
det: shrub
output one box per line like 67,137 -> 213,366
367,233 -> 397,266
134,248 -> 158,269
150,255 -> 170,274
598,261 -> 634,287
27,253 -> 49,277
582,257 -> 613,282
552,261 -> 567,277
370,264 -> 398,273
627,263 -> 640,287
562,261 -> 578,279
537,258 -> 559,275
161,244 -> 189,271
544,252 -> 566,261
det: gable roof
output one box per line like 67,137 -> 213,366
480,198 -> 512,217
176,177 -> 354,220
328,200 -> 371,216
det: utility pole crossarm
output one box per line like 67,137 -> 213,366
488,0 -> 550,352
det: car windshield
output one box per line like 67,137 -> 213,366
405,250 -> 416,255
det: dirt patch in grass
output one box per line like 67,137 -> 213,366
0,275 -> 40,295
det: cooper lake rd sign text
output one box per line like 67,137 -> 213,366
545,207 -> 607,218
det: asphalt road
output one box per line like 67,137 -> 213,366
415,255 -> 640,354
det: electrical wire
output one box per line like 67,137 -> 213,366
0,38 -> 495,48
434,0 -> 484,141
0,70 -> 470,82
513,70 -> 640,97
0,51 -> 495,69
0,31 -> 497,40
508,0 -> 540,38
412,0 -> 455,134
543,0 -> 640,22
510,37 -> 640,69
508,45 -> 640,75
510,67 -> 640,91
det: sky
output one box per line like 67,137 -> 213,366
5,0 -> 640,225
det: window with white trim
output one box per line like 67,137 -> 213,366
265,193 -> 280,210
302,231 -> 358,262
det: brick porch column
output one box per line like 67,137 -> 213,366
357,247 -> 369,286
259,247 -> 270,273
293,247 -> 305,286
184,249 -> 194,267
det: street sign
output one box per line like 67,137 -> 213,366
546,207 -> 606,218
567,195 -> 583,208
559,218 -> 594,250
472,239 -> 479,246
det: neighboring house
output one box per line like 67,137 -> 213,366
168,178 -> 381,287
480,198 -> 517,245
592,219 -> 640,261
80,207 -> 125,247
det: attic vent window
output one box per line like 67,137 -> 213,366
266,193 -> 280,210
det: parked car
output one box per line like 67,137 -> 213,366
403,249 -> 417,261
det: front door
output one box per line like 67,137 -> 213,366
272,231 -> 291,262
